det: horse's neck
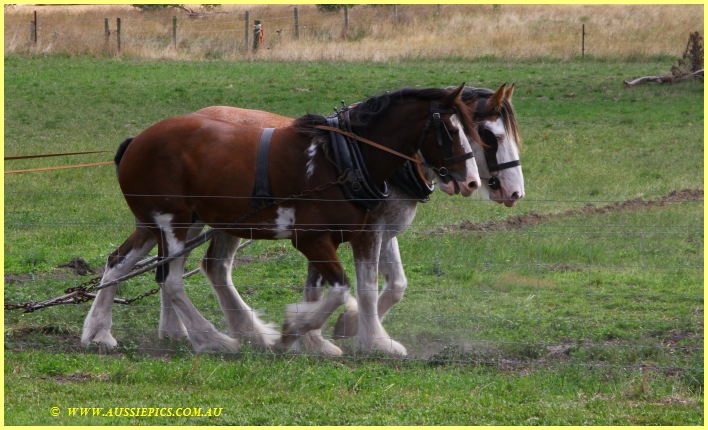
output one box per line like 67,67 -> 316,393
356,113 -> 426,185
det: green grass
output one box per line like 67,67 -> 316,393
4,56 -> 704,425
4,349 -> 703,425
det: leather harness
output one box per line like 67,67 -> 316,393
251,99 -> 476,208
251,127 -> 276,208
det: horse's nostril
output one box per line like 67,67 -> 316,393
511,192 -> 521,200
468,181 -> 478,189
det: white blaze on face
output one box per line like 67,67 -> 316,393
475,117 -> 525,205
485,118 -> 525,199
274,207 -> 296,239
437,115 -> 480,197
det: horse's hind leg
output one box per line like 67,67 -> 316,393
282,237 -> 350,353
291,263 -> 343,356
82,225 -> 156,347
152,214 -> 239,353
158,221 -> 205,340
200,232 -> 279,349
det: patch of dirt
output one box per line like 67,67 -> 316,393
460,189 -> 703,231
46,372 -> 109,384
57,257 -> 96,276
4,273 -> 34,285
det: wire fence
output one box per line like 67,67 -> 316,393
4,192 -> 703,372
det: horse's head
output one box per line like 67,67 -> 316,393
465,83 -> 525,207
415,83 -> 481,197
343,84 -> 480,196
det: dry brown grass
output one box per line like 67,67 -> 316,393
4,4 -> 704,61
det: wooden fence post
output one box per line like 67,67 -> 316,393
294,7 -> 299,39
244,11 -> 250,50
393,4 -> 398,21
582,24 -> 585,57
343,5 -> 349,37
173,16 -> 177,49
30,20 -> 36,46
30,10 -> 38,45
104,18 -> 110,48
116,17 -> 121,52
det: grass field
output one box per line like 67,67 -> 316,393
3,55 -> 704,424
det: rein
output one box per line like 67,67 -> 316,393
312,125 -> 434,186
313,99 -> 474,187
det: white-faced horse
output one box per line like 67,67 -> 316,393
190,84 -> 523,356
177,84 -> 522,357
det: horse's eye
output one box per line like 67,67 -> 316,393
495,134 -> 504,143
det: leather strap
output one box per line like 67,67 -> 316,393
314,125 -> 420,164
490,159 -> 521,172
251,127 -> 276,208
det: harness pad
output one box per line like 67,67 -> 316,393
327,113 -> 388,210
251,127 -> 276,208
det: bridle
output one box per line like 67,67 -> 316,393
474,98 -> 521,191
315,99 -> 475,186
415,100 -> 475,172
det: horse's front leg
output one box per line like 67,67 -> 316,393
350,232 -> 407,356
290,263 -> 345,356
376,236 -> 408,322
82,225 -> 156,347
281,236 -> 350,353
333,234 -> 406,338
200,232 -> 279,350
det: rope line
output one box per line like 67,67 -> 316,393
5,161 -> 114,174
4,150 -> 113,161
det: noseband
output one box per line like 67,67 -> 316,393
474,98 -> 521,191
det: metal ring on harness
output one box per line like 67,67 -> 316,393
487,176 -> 501,190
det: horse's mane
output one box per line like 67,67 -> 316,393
292,113 -> 329,139
459,86 -> 523,147
293,87 -> 474,140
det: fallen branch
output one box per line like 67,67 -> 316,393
623,69 -> 703,87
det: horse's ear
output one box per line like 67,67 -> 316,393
441,82 -> 465,106
488,83 -> 507,112
504,83 -> 515,102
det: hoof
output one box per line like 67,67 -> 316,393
248,323 -> 281,350
356,338 -> 408,357
281,322 -> 299,350
332,296 -> 360,338
293,329 -> 343,357
158,327 -> 189,340
193,332 -> 240,353
81,328 -> 118,348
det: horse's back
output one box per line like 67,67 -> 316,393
195,106 -> 294,128
116,115 -> 264,195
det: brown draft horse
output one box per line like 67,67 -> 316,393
185,85 -> 516,356
82,84 -> 478,352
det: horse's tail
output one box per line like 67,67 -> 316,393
114,137 -> 134,168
